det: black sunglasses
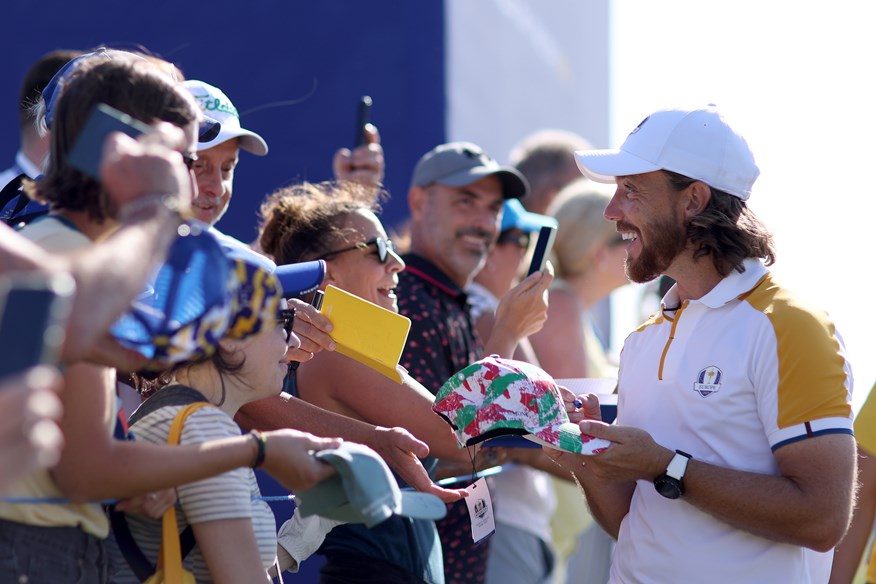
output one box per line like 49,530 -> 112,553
277,308 -> 295,342
496,231 -> 531,250
320,237 -> 396,264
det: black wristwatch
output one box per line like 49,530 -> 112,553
654,450 -> 692,499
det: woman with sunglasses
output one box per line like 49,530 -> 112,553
256,180 -> 504,584
117,266 -> 320,584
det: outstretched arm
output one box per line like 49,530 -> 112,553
237,393 -> 466,503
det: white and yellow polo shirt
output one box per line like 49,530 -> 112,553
611,258 -> 853,584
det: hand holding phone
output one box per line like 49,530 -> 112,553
311,289 -> 325,310
527,225 -> 558,276
288,290 -> 325,372
0,272 -> 75,381
354,95 -> 372,148
68,103 -> 151,179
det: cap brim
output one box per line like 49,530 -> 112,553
523,422 -> 611,456
438,167 -> 528,199
199,127 -> 269,156
398,492 -> 447,520
275,260 -> 326,298
574,149 -> 661,184
507,212 -> 557,233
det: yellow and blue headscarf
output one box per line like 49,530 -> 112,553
110,222 -> 281,370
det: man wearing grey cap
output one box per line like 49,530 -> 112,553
398,141 -> 554,584
548,105 -> 855,583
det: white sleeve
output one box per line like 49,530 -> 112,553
275,504 -> 345,573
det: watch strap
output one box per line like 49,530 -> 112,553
666,450 -> 692,481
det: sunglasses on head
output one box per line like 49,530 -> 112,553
198,117 -> 221,143
320,237 -> 396,264
277,308 -> 296,342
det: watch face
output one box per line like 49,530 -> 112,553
654,475 -> 683,499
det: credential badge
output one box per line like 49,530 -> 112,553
693,366 -> 722,398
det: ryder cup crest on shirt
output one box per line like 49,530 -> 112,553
693,365 -> 723,398
433,355 -> 610,455
573,104 -> 759,200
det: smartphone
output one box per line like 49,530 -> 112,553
68,103 -> 152,179
527,225 -> 558,276
311,289 -> 325,311
354,95 -> 372,148
287,289 -> 325,373
0,272 -> 75,381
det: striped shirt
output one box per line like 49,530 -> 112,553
117,400 -> 276,583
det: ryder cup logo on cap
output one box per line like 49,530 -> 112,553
411,141 -> 529,200
574,105 -> 759,200
433,356 -> 610,455
183,80 -> 268,156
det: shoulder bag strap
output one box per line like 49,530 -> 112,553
155,402 -> 213,582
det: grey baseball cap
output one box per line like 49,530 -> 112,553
295,442 -> 447,528
411,141 -> 529,199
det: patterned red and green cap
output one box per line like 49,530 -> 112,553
433,355 -> 610,455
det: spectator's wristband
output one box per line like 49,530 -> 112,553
249,430 -> 267,468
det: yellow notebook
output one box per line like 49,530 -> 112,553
320,285 -> 411,383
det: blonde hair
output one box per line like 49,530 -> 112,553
548,178 -> 616,279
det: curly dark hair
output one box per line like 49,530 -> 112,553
258,180 -> 386,265
664,170 -> 776,276
28,55 -> 197,223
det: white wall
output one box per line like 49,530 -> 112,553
445,0 -> 611,163
610,0 -> 876,410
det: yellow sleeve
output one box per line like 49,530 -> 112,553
855,382 -> 876,455
867,540 -> 876,583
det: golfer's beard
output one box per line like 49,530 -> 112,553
625,218 -> 687,284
